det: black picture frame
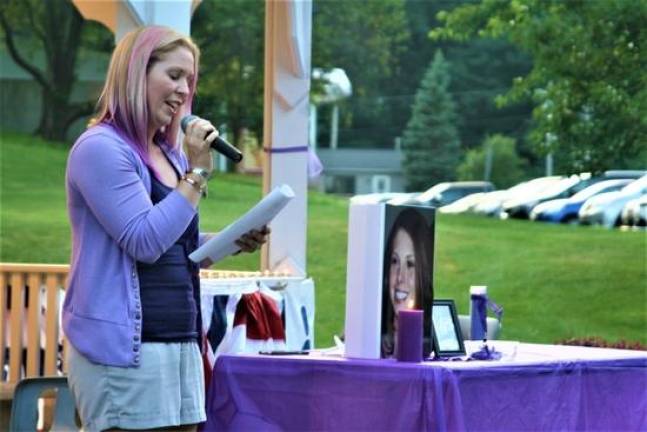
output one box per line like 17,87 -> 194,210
432,299 -> 466,357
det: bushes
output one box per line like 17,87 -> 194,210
557,336 -> 646,351
457,134 -> 525,189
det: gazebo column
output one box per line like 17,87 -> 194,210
261,0 -> 312,277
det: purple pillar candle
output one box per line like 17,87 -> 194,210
396,309 -> 423,362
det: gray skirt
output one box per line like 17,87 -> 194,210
66,342 -> 206,431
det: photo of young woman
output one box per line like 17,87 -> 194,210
381,206 -> 434,358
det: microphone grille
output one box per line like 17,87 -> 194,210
180,114 -> 199,132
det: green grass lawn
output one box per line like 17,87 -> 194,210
1,132 -> 645,346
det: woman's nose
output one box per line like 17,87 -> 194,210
396,266 -> 405,283
176,78 -> 190,95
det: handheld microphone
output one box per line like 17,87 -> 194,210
180,115 -> 243,163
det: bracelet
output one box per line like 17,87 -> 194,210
181,174 -> 207,198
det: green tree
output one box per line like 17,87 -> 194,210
401,1 -> 533,153
431,0 -> 647,173
0,0 -> 105,141
313,0 -> 409,97
447,39 -> 533,151
457,134 -> 524,188
334,0 -> 534,158
402,50 -> 460,191
299,0 -> 410,150
191,0 -> 265,148
191,0 -> 409,149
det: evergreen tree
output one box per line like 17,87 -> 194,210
402,50 -> 460,191
401,0 -> 533,154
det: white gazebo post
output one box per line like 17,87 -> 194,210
261,0 -> 313,277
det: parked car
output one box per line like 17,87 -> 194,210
349,192 -> 422,206
473,177 -> 562,218
413,181 -> 494,208
603,169 -> 647,180
502,174 -> 594,219
620,195 -> 647,227
579,176 -> 647,227
349,193 -> 409,204
386,193 -> 420,206
438,192 -> 489,214
530,179 -> 633,223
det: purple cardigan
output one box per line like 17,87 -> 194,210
63,123 -> 199,367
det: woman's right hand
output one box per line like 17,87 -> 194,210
183,117 -> 216,173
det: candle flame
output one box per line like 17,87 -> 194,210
407,299 -> 415,309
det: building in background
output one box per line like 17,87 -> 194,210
316,147 -> 404,194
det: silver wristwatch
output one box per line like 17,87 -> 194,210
188,167 -> 211,181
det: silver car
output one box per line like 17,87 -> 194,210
579,176 -> 647,227
620,195 -> 647,227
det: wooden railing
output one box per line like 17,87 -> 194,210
0,263 -> 265,400
0,263 -> 70,400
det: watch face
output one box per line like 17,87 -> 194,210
193,168 -> 209,179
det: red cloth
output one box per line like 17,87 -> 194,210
234,292 -> 285,341
202,334 -> 215,393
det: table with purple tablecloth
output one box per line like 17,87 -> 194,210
203,342 -> 647,431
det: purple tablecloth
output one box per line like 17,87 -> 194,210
203,344 -> 647,431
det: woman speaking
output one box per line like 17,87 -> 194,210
64,26 -> 266,431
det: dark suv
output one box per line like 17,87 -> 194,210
413,181 -> 495,207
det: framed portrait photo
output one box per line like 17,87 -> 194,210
381,205 -> 435,359
432,299 -> 465,358
344,202 -> 435,359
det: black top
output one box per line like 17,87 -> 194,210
137,166 -> 201,342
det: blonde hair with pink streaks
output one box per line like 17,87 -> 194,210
91,26 -> 200,164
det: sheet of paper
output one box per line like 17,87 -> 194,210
189,184 -> 294,264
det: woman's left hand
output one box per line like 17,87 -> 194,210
235,226 -> 270,254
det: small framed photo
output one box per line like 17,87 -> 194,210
432,299 -> 465,357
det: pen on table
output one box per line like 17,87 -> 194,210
259,350 -> 310,356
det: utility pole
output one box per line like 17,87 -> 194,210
484,144 -> 493,182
